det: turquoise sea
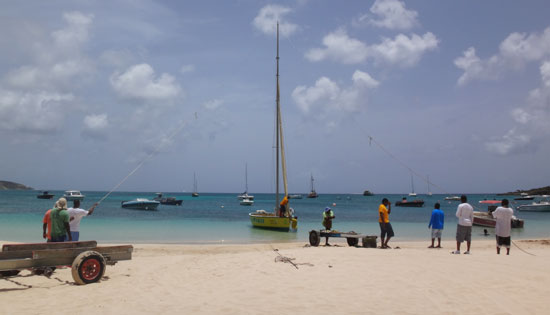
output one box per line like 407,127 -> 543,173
1,190 -> 548,244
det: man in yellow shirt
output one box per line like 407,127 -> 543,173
379,198 -> 394,248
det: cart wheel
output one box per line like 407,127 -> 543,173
309,230 -> 321,247
71,250 -> 106,285
346,237 -> 359,247
0,270 -> 21,277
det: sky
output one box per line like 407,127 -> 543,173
1,0 -> 550,194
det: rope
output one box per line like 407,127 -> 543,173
95,119 -> 188,205
512,240 -> 536,256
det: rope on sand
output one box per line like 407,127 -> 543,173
512,240 -> 536,256
271,247 -> 313,269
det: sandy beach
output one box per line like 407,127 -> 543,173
1,238 -> 550,314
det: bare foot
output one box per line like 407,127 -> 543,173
428,245 -> 434,248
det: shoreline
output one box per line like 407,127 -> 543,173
2,239 -> 550,314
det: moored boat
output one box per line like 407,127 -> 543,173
473,205 -> 524,228
37,191 -> 55,199
517,199 -> 550,212
153,193 -> 182,206
289,194 -> 303,199
121,198 -> 160,210
63,190 -> 85,201
444,196 -> 460,201
307,174 -> 318,198
240,198 -> 254,206
395,197 -> 424,207
363,190 -> 374,196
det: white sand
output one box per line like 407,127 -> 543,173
1,239 -> 550,314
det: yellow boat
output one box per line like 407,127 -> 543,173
249,23 -> 297,231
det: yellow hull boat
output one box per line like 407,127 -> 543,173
249,211 -> 297,230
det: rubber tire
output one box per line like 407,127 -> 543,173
0,270 -> 21,277
71,250 -> 106,285
309,230 -> 321,247
347,237 -> 359,247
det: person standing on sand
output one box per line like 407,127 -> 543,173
428,202 -> 444,248
379,198 -> 394,249
452,195 -> 473,254
492,199 -> 514,255
42,208 -> 53,242
322,207 -> 335,246
67,200 -> 98,241
50,198 -> 72,242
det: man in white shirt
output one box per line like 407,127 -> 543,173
67,200 -> 98,241
452,195 -> 474,255
492,199 -> 514,255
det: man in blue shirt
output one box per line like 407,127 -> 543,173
428,202 -> 444,248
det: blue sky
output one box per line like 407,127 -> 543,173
1,0 -> 549,194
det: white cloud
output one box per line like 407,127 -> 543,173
110,63 -> 182,103
455,27 -> 550,85
52,12 -> 94,50
306,29 -> 438,67
292,70 -> 379,115
202,99 -> 223,110
366,0 -> 419,30
81,114 -> 109,139
486,61 -> 550,155
305,29 -> 369,64
485,129 -> 531,156
368,32 -> 438,67
0,89 -> 74,133
253,5 -> 298,37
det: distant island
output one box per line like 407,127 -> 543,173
498,186 -> 550,196
0,180 -> 33,190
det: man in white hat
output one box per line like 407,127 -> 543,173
50,198 -> 72,242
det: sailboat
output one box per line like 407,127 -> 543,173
408,175 -> 417,197
307,173 -> 318,198
249,23 -> 298,231
192,172 -> 199,197
237,163 -> 254,201
427,175 -> 432,196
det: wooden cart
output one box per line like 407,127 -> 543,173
309,230 -> 378,247
0,241 -> 133,285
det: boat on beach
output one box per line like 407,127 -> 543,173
153,193 -> 182,206
121,198 -> 160,210
249,23 -> 297,231
37,191 -> 55,199
63,190 -> 85,201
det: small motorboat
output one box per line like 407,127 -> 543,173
289,194 -> 302,199
363,190 -> 374,196
63,190 -> 85,201
37,191 -> 55,199
514,193 -> 534,200
517,199 -> 550,212
395,197 -> 424,207
237,192 -> 255,200
473,205 -> 524,228
240,198 -> 254,206
153,193 -> 183,206
121,198 -> 160,210
444,196 -> 461,201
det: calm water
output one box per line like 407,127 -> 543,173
1,190 -> 548,244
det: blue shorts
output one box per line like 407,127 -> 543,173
70,231 -> 80,241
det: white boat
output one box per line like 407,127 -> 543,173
289,194 -> 303,199
444,196 -> 461,201
121,198 -> 160,210
192,172 -> 199,197
237,164 -> 254,200
408,175 -> 417,197
249,23 -> 297,231
240,198 -> 254,206
517,199 -> 550,212
63,190 -> 85,201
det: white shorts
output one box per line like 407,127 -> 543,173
431,229 -> 442,238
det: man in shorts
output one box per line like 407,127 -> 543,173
492,199 -> 513,255
379,198 -> 394,249
322,207 -> 335,246
67,200 -> 98,241
428,202 -> 444,248
452,195 -> 473,254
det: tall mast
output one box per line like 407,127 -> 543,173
275,22 -> 280,209
245,163 -> 248,193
